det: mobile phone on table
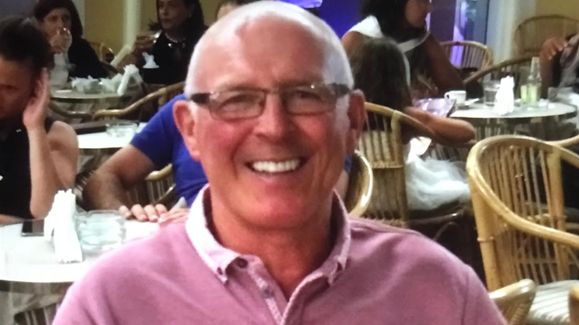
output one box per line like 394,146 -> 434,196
21,219 -> 45,237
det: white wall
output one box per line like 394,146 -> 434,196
486,0 -> 537,61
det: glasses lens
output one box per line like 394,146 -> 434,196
212,89 -> 263,120
284,83 -> 346,115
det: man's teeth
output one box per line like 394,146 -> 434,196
251,159 -> 300,173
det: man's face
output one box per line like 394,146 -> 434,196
0,57 -> 34,120
178,17 -> 363,231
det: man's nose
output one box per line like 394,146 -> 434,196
254,94 -> 294,140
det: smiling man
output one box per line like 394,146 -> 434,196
53,2 -> 504,324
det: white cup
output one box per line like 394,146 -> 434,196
444,90 -> 467,106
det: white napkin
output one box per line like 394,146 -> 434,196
494,76 -> 515,116
100,73 -> 122,93
44,189 -> 83,263
71,76 -> 100,93
117,64 -> 142,96
142,52 -> 159,69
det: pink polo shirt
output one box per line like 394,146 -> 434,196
54,187 -> 505,324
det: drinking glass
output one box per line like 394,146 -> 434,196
76,210 -> 125,257
483,80 -> 500,107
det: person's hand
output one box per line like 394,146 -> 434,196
22,69 -> 49,130
49,27 -> 72,54
540,37 -> 567,62
132,31 -> 158,58
158,208 -> 189,226
120,203 -> 167,222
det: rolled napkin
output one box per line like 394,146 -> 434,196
100,73 -> 122,93
494,76 -> 515,116
44,189 -> 83,263
117,64 -> 142,96
71,76 -> 101,94
142,52 -> 159,69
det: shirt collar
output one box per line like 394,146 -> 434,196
185,185 -> 352,284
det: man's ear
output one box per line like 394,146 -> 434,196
173,100 -> 201,160
346,90 -> 366,153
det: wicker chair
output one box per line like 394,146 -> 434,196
358,102 -> 471,249
467,135 -> 579,324
571,286 -> 579,325
92,81 -> 184,121
489,279 -> 537,325
514,15 -> 579,56
127,164 -> 177,208
343,150 -> 373,218
465,55 -> 534,89
88,41 -> 115,63
440,40 -> 494,73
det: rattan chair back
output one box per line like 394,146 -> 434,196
440,40 -> 494,72
343,150 -> 373,218
489,279 -> 537,325
571,286 -> 579,325
514,15 -> 579,56
357,102 -> 437,225
127,164 -> 176,207
464,55 -> 533,88
88,41 -> 115,63
467,135 -> 579,290
92,81 -> 184,121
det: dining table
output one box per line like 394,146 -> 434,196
0,220 -> 158,294
50,89 -> 138,123
450,100 -> 578,140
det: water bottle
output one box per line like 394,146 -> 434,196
521,57 -> 541,108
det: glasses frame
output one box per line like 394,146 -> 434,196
188,82 -> 351,121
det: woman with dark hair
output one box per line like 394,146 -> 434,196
33,0 -> 107,79
350,36 -> 474,210
343,0 -> 463,97
125,0 -> 206,85
0,15 -> 78,224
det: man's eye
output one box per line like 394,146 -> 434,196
217,92 -> 258,111
288,89 -> 324,101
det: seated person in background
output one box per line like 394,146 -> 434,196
539,33 -> 579,95
342,0 -> 463,97
0,17 -> 78,223
279,0 -> 323,16
215,0 -> 261,20
83,94 -> 207,222
119,0 -> 206,85
33,0 -> 107,79
53,3 -> 504,324
350,36 -> 475,211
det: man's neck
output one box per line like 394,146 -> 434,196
209,199 -> 336,298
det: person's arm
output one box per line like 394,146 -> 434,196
540,36 -> 567,97
422,34 -> 464,94
404,106 -> 475,145
0,214 -> 23,225
24,70 -> 78,219
341,31 -> 365,59
83,145 -> 154,211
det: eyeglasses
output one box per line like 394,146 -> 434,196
188,82 -> 351,121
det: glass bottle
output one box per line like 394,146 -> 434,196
521,57 -> 541,108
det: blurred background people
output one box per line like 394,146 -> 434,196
0,16 -> 78,224
350,36 -> 474,210
120,0 -> 206,85
539,33 -> 579,96
33,0 -> 107,79
343,0 -> 463,98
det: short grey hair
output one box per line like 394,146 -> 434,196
184,1 -> 353,98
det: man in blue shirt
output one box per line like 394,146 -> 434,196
83,95 -> 207,221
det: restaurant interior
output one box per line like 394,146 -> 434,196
2,0 -> 579,324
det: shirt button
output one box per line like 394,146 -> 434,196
262,287 -> 274,298
236,259 -> 248,268
216,267 -> 224,275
